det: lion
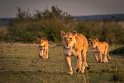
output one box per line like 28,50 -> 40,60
37,38 -> 48,60
61,31 -> 88,75
89,38 -> 111,63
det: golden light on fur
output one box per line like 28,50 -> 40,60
89,38 -> 111,63
61,31 -> 88,75
37,38 -> 48,60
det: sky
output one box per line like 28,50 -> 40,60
0,0 -> 124,17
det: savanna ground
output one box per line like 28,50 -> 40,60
0,43 -> 124,83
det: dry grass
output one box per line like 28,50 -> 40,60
0,43 -> 124,83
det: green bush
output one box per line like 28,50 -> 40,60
75,21 -> 124,44
75,21 -> 102,38
7,18 -> 70,42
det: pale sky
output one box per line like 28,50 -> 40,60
0,0 -> 124,17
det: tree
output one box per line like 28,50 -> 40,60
16,7 -> 31,19
34,6 -> 71,19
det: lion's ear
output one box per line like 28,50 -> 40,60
43,38 -> 47,41
36,38 -> 40,43
72,31 -> 77,36
61,31 -> 65,37
88,38 -> 92,42
95,38 -> 99,42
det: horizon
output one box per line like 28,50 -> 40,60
1,13 -> 124,18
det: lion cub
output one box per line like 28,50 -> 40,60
37,38 -> 48,60
61,31 -> 88,75
89,38 -> 111,63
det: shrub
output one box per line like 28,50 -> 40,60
75,21 -> 124,44
1,6 -> 124,44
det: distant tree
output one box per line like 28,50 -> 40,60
16,7 -> 31,19
34,6 -> 72,19
34,10 -> 43,18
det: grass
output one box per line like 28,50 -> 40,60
0,43 -> 124,83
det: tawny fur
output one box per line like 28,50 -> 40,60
37,38 -> 48,60
89,38 -> 111,63
61,31 -> 88,75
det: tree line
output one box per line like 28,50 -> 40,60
0,6 -> 124,44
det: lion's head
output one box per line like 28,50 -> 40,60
61,31 -> 77,49
37,38 -> 47,48
89,38 -> 99,48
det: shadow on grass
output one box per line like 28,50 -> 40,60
37,70 -> 67,75
110,46 -> 124,55
0,70 -> 67,76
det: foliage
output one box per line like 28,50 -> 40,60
5,6 -> 73,42
0,6 -> 124,44
7,18 -> 72,42
75,21 -> 124,44
16,7 -> 31,19
34,6 -> 71,19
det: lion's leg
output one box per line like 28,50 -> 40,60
99,52 -> 102,63
47,49 -> 48,59
43,50 -> 46,59
95,53 -> 99,61
76,54 -> 82,73
106,44 -> 111,60
106,49 -> 111,60
103,45 -> 111,62
81,51 -> 86,73
107,48 -> 111,60
103,56 -> 108,63
40,50 -> 43,56
65,56 -> 73,75
85,48 -> 88,67
103,54 -> 108,63
45,48 -> 48,59
85,62 -> 88,67
43,49 -> 47,59
103,50 -> 108,63
39,50 -> 43,59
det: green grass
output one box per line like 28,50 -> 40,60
0,43 -> 124,83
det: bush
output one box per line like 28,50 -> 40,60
75,21 -> 124,44
75,21 -> 102,38
0,6 -> 124,44
7,18 -> 70,42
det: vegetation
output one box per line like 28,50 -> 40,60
0,6 -> 124,44
75,21 -> 124,44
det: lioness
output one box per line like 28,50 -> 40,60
61,31 -> 88,75
89,38 -> 111,63
37,38 -> 48,59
